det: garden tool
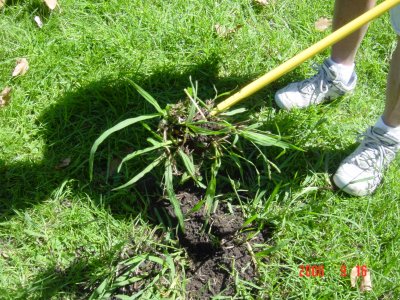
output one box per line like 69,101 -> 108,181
211,0 -> 400,115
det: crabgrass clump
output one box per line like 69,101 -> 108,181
89,80 -> 298,229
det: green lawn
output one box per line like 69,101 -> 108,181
1,0 -> 400,298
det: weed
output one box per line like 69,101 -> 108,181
89,79 -> 298,229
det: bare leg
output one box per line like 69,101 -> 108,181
331,0 -> 376,65
383,36 -> 400,127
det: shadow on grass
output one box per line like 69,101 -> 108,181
0,55 -> 356,297
0,57 -> 197,210
0,55 -> 309,217
19,246 -> 121,299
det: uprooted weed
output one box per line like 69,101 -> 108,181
89,79 -> 299,229
159,98 -> 225,154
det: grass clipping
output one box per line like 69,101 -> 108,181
89,80 -> 298,229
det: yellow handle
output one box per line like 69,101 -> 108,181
211,0 -> 400,115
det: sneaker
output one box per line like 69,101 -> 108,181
333,127 -> 400,196
274,59 -> 357,110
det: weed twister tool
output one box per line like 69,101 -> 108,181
211,0 -> 400,115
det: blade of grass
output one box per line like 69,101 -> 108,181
186,78 -> 198,122
89,114 -> 160,180
186,123 -> 232,136
177,149 -> 206,189
224,146 -> 261,186
89,277 -> 112,300
220,107 -> 247,116
126,79 -> 166,116
255,240 -> 291,257
191,147 -> 222,214
115,295 -> 134,300
187,99 -> 197,123
239,129 -> 294,149
141,122 -> 164,142
184,88 -> 206,120
128,273 -> 161,300
204,147 -> 221,215
164,159 -> 185,230
112,154 -> 165,191
117,141 -> 172,173
249,141 -> 280,180
164,255 -> 176,285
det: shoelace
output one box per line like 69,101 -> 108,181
299,63 -> 330,96
353,128 -> 397,174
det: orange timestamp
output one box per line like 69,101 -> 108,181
299,265 -> 324,277
299,264 -> 368,278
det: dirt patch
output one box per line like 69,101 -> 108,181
95,187 -> 266,299
159,190 -> 265,299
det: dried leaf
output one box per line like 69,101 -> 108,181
360,270 -> 372,291
34,16 -> 43,28
214,24 -> 228,37
0,87 -> 12,107
254,0 -> 270,5
44,0 -> 57,10
350,266 -> 358,288
1,251 -> 9,259
315,17 -> 332,32
214,24 -> 242,38
55,158 -> 71,169
12,58 -> 29,77
0,0 -> 6,9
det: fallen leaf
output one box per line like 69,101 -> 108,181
0,87 -> 12,107
350,266 -> 358,288
214,24 -> 228,37
0,0 -> 6,9
55,158 -> 71,169
214,24 -> 242,38
34,16 -> 43,28
315,17 -> 332,32
12,58 -> 29,77
44,0 -> 57,10
1,251 -> 9,259
360,270 -> 372,291
254,0 -> 270,5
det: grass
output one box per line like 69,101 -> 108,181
1,0 -> 400,298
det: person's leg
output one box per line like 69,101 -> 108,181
275,0 -> 376,110
333,35 -> 400,196
383,36 -> 400,127
331,0 -> 376,65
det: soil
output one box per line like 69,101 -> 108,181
161,190 -> 265,299
106,186 -> 266,299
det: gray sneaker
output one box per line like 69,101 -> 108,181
274,59 -> 357,110
333,127 -> 400,196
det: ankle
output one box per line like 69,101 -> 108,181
375,116 -> 400,139
327,57 -> 355,83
